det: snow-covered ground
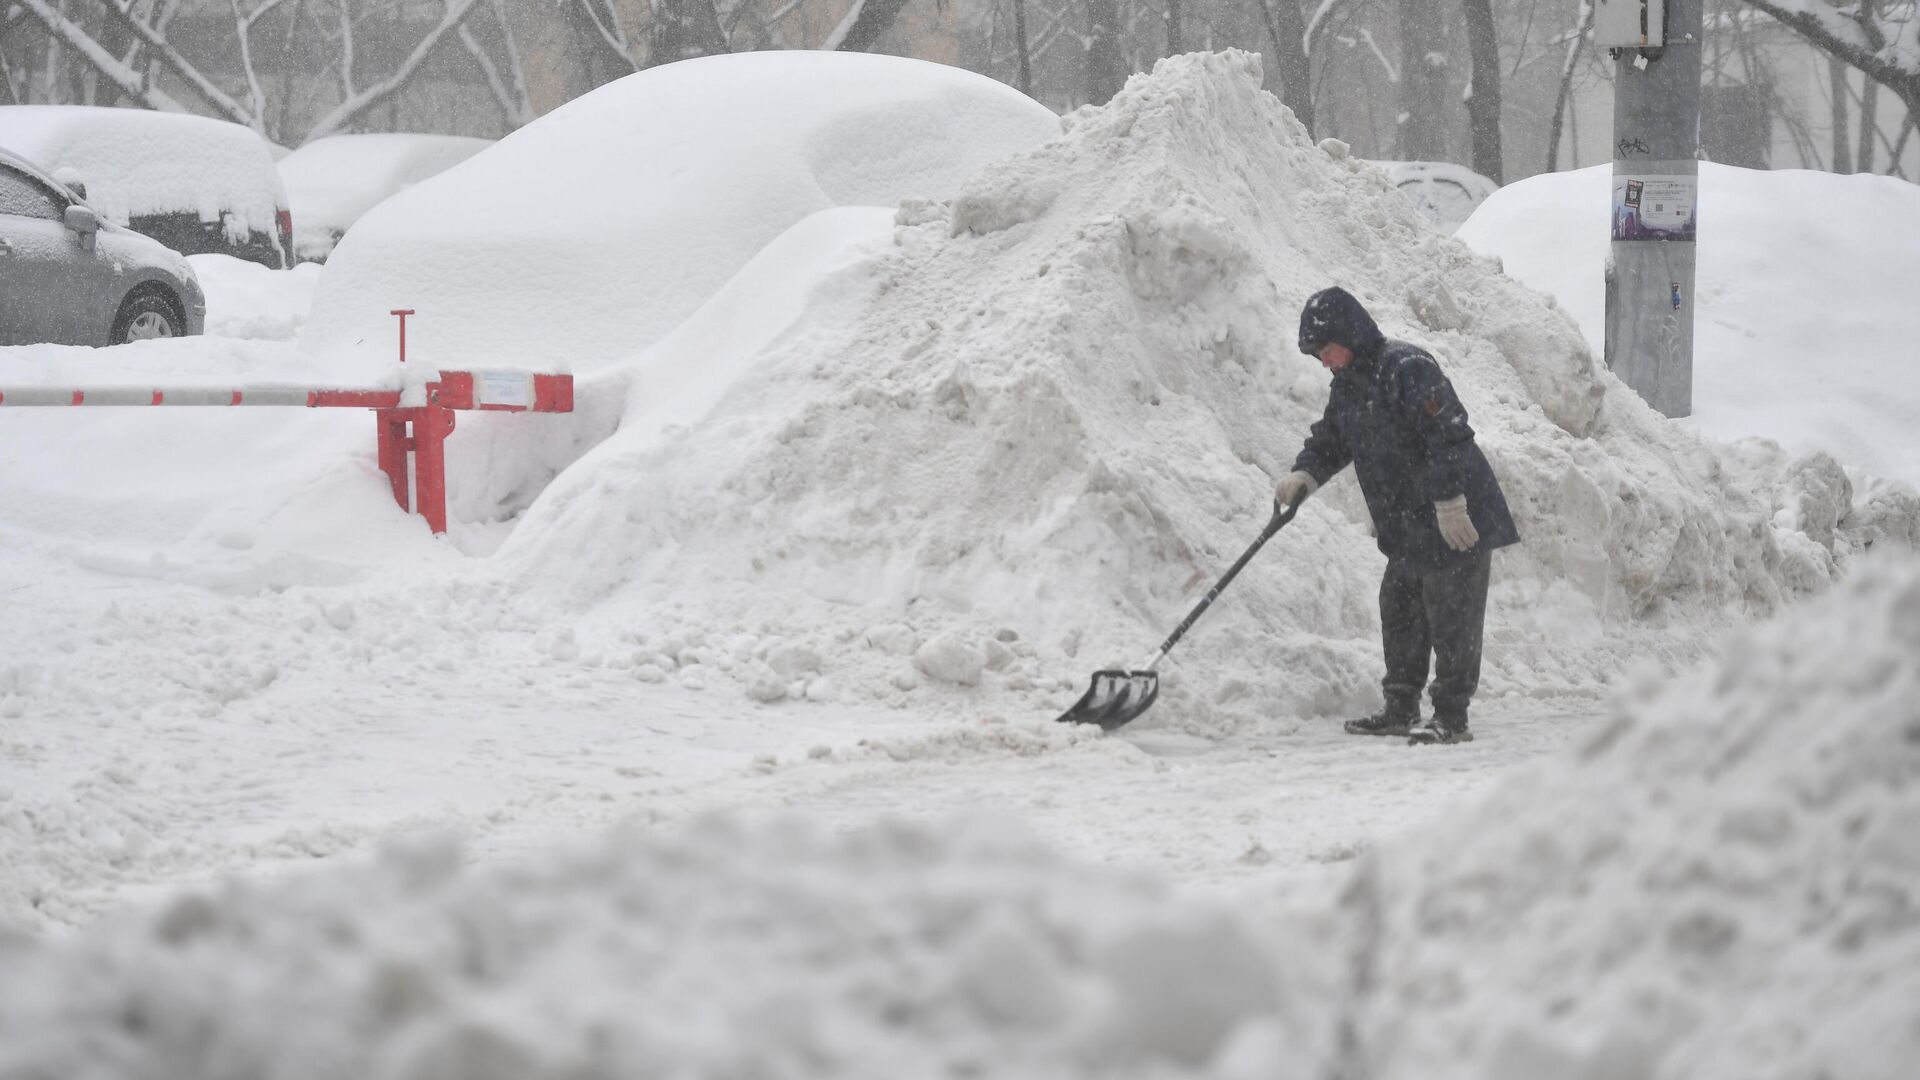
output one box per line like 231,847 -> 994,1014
2,51 -> 1917,1079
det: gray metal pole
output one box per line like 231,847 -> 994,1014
1604,0 -> 1703,419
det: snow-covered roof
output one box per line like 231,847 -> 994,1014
277,133 -> 493,259
300,50 -> 1061,372
0,105 -> 287,235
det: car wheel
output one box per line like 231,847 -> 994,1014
111,290 -> 182,345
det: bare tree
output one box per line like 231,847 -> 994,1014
1258,0 -> 1314,133
1013,0 -> 1034,94
1462,0 -> 1502,180
1829,55 -> 1853,171
651,0 -> 731,62
11,0 -> 531,144
461,0 -> 537,127
1856,74 -> 1880,170
565,0 -> 641,77
1,43 -> 18,105
1396,0 -> 1449,159
15,0 -> 196,114
1086,0 -> 1126,104
1545,0 -> 1595,170
825,0 -> 914,51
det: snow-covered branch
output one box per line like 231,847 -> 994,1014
1303,0 -> 1353,56
459,0 -> 535,127
1358,27 -> 1396,82
820,0 -> 869,49
88,0 -> 259,125
335,0 -> 356,100
576,0 -> 638,62
1545,0 -> 1595,171
14,0 -> 191,113
302,0 -> 486,140
1744,0 -> 1915,82
230,0 -> 270,124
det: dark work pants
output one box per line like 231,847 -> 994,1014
1379,549 -> 1493,726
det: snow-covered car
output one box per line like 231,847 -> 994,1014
278,133 -> 493,263
0,105 -> 293,269
0,145 -> 205,346
303,51 -> 1062,373
1371,160 -> 1499,233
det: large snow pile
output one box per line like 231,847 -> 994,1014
276,133 -> 493,261
0,105 -> 286,237
1348,551 -> 1920,1079
491,51 -> 1920,732
0,815 -> 1336,1080
1458,164 -> 1920,488
300,52 -> 1060,372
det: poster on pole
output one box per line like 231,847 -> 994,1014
1612,169 -> 1697,241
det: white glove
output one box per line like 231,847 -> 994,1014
1435,494 -> 1478,551
1274,470 -> 1318,509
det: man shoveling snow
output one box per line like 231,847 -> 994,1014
1274,287 -> 1519,745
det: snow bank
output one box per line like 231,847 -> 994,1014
0,105 -> 286,238
0,816 -> 1334,1080
300,51 -> 1059,373
189,255 -> 324,340
5,555 -> 1915,1078
1458,164 -> 1920,489
495,52 -> 1918,731
1349,551 -> 1920,1079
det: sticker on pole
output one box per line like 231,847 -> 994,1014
1612,170 -> 1697,241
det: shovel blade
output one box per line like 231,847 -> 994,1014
1055,669 -> 1160,731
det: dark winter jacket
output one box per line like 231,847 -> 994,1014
1291,287 -> 1519,573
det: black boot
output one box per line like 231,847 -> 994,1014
1407,713 -> 1472,745
1344,705 -> 1419,737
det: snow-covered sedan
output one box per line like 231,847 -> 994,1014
0,105 -> 293,269
0,146 -> 206,346
278,133 -> 492,263
1372,160 -> 1500,233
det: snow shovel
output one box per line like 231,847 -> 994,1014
1055,496 -> 1303,732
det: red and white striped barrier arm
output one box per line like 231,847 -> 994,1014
0,371 -> 571,412
0,369 -> 573,536
0,386 -> 402,407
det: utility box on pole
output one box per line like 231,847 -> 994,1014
1603,0 -> 1699,419
1594,0 -> 1665,49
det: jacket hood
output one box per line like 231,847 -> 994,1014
1297,286 -> 1387,359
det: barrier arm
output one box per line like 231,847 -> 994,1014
0,370 -> 574,536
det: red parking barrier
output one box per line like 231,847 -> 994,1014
0,367 -> 573,536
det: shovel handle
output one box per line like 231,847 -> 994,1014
1143,497 -> 1300,667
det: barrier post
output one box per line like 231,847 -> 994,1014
376,410 -> 411,511
411,405 -> 455,534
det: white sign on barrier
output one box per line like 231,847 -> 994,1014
476,370 -> 536,409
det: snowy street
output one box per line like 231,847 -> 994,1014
9,615 -> 1601,927
3,39 -> 1918,1080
